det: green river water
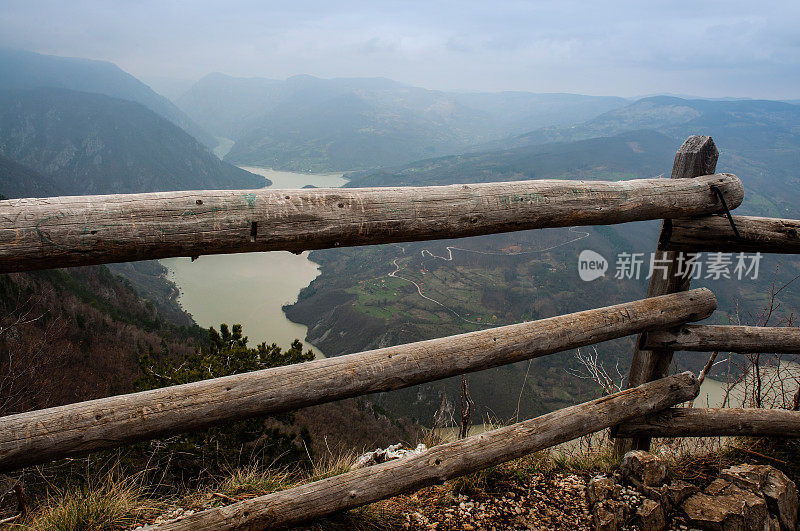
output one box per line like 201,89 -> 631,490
160,166 -> 348,358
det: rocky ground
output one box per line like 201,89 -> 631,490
363,449 -> 798,530
121,447 -> 800,530
398,473 -> 593,530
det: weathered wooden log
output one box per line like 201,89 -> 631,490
0,173 -> 742,273
0,289 -> 716,472
149,373 -> 700,530
615,408 -> 800,438
644,325 -> 800,353
620,135 -> 720,454
665,215 -> 800,254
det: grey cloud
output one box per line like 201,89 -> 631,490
0,0 -> 797,99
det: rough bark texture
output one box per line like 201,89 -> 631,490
618,135 -> 720,454
615,408 -> 800,438
149,373 -> 700,531
666,215 -> 800,254
643,325 -> 800,353
0,174 -> 742,273
0,288 -> 716,472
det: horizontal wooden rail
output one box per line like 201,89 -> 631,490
0,289 -> 716,472
643,325 -> 800,353
148,373 -> 700,530
615,408 -> 800,438
0,173 -> 742,273
665,215 -> 800,253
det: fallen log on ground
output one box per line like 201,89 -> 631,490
0,173 -> 742,272
147,372 -> 700,530
615,408 -> 800,438
0,288 -> 716,472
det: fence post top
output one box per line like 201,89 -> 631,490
671,136 -> 719,179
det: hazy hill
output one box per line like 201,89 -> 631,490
179,73 -> 416,138
177,73 -> 288,138
0,88 -> 267,195
0,153 -> 61,198
476,96 -> 800,217
140,76 -> 198,102
344,130 -> 676,188
0,48 -> 215,147
178,74 -> 628,172
586,97 -> 800,151
449,91 -> 627,134
488,97 -> 800,149
184,73 -> 494,171
226,90 -> 491,172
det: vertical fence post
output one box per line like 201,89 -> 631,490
615,136 -> 718,455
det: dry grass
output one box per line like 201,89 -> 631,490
20,471 -> 159,531
198,455 -> 402,531
551,444 -> 618,475
212,464 -> 294,499
306,450 -> 357,482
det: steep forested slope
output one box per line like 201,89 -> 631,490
0,88 -> 267,194
0,154 -> 61,198
0,265 -> 203,414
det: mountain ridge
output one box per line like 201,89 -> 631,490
178,73 -> 629,172
0,87 -> 267,195
0,48 -> 216,147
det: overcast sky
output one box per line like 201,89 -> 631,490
1,0 -> 798,99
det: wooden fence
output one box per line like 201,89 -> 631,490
0,135 -> 798,529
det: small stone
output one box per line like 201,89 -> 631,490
665,480 -> 699,508
705,478 -> 733,496
637,499 -> 666,531
621,451 -> 667,487
593,499 -> 625,531
720,463 -> 771,491
589,476 -> 620,505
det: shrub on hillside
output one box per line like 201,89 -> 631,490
135,324 -> 314,476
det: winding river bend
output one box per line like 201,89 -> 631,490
159,167 -> 348,358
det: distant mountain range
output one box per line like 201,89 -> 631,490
0,87 -> 266,195
0,48 -> 215,148
180,73 -> 493,171
177,73 -> 628,172
351,96 -> 800,218
500,96 -> 800,150
344,130 -> 676,188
